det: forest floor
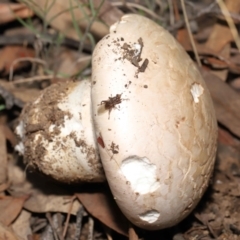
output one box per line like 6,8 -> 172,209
1,0 -> 240,239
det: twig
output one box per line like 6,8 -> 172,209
173,0 -> 180,21
102,225 -> 113,240
9,57 -> 47,81
168,1 -> 217,32
74,206 -> 84,240
217,0 -> 240,52
195,1 -> 217,18
180,0 -> 201,67
87,217 -> 94,240
62,196 -> 76,238
77,55 -> 92,63
155,0 -> 164,12
77,0 -> 105,54
12,75 -> 56,85
0,33 -> 92,53
128,224 -> 138,240
112,1 -> 164,22
46,213 -> 61,240
168,0 -> 175,25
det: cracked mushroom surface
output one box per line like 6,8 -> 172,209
91,14 -> 218,230
15,79 -> 105,183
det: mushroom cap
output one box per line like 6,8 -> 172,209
91,14 -> 217,230
15,79 -> 105,183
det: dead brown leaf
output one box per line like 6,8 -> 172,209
0,125 -> 7,185
54,48 -> 91,77
0,222 -> 24,240
176,28 -> 192,50
218,127 -> 240,147
82,0 -> 123,26
182,43 -> 240,75
7,158 -> 81,214
204,0 -> 240,81
11,209 -> 32,240
0,80 -> 41,104
206,0 -> 240,52
76,184 -> 129,237
201,69 -> 240,138
129,225 -> 139,240
2,125 -> 18,147
0,46 -> 35,75
0,195 -> 29,226
0,182 -> 10,193
230,77 -> 240,90
0,3 -> 34,25
26,0 -> 109,40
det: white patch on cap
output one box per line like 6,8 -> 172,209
15,142 -> 25,155
133,43 -> 141,56
15,120 -> 24,139
110,18 -> 127,32
139,210 -> 160,223
15,120 -> 25,155
190,83 -> 204,103
120,156 -> 160,194
110,22 -> 119,32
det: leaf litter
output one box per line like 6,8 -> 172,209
1,0 -> 240,239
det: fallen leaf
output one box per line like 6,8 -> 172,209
205,0 -> 240,52
204,0 -> 240,81
176,28 -> 192,50
208,45 -> 230,81
0,84 -> 24,109
2,125 -> 18,147
11,209 -> 32,240
218,127 -> 239,147
0,195 -> 29,226
26,0 -> 109,40
217,142 -> 240,177
0,46 -> 35,75
82,0 -> 123,26
229,77 -> 240,90
0,222 -> 24,240
0,182 -> 10,193
0,125 -> 7,185
128,225 -> 138,240
76,184 -> 129,237
24,193 -> 81,214
7,158 -> 81,214
0,79 -> 41,104
201,69 -> 240,138
53,48 -> 91,77
0,3 -> 34,25
183,44 -> 240,75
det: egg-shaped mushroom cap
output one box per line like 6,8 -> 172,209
91,14 -> 217,230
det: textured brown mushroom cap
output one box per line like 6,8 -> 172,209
91,14 -> 217,230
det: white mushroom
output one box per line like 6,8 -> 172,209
91,14 -> 218,230
15,79 -> 105,183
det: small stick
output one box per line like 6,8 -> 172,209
87,216 -> 94,240
62,196 -> 76,238
46,212 -> 61,240
128,223 -> 138,240
217,0 -> 240,52
180,0 -> 201,67
74,206 -> 84,240
9,57 -> 47,81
